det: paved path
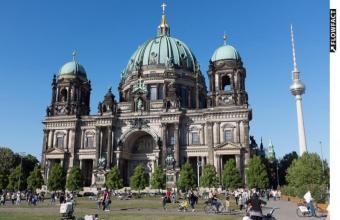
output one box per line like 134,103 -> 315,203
264,199 -> 326,220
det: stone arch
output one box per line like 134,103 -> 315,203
119,127 -> 159,151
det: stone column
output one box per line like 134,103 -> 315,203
174,123 -> 179,167
240,121 -> 245,146
235,155 -> 241,170
161,123 -> 167,167
41,130 -> 48,174
79,159 -> 83,170
80,129 -> 84,149
61,159 -> 64,169
51,130 -> 55,148
100,129 -> 103,158
243,121 -> 249,148
236,121 -> 240,144
66,129 -> 70,150
200,127 -> 204,145
107,127 -> 112,169
95,127 -> 100,169
216,122 -> 220,144
206,122 -> 214,164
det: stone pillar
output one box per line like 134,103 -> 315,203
66,129 -> 70,150
236,121 -> 240,144
161,123 -> 167,167
79,159 -> 83,170
61,159 -> 64,168
100,129 -> 103,158
243,121 -> 249,147
107,127 -> 112,169
206,122 -> 214,164
41,130 -> 48,176
80,129 -> 84,149
95,127 -> 100,169
216,122 -> 220,144
51,130 -> 55,148
240,121 -> 245,146
200,127 -> 204,145
235,155 -> 241,170
174,123 -> 179,168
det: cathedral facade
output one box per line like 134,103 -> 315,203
41,8 -> 252,188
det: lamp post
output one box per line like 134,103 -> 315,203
276,158 -> 280,189
319,141 -> 324,172
197,160 -> 202,189
18,152 -> 26,192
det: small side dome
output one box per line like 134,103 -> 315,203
211,34 -> 241,61
59,51 -> 87,77
211,45 -> 241,61
59,61 -> 86,76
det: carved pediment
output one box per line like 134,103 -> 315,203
45,147 -> 66,154
214,142 -> 241,150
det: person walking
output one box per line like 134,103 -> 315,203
188,191 -> 197,212
11,193 -> 15,205
304,191 -> 316,217
246,191 -> 267,220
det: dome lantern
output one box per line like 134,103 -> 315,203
211,34 -> 241,61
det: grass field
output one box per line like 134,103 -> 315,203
0,197 -> 242,220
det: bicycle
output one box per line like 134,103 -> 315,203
203,198 -> 225,214
243,207 -> 279,220
296,202 -> 321,217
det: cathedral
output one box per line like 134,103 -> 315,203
41,5 -> 252,188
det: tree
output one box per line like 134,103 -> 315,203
222,159 -> 242,190
262,157 -> 279,189
7,165 -> 26,191
285,152 -> 329,202
177,162 -> 196,191
0,147 -> 15,189
200,164 -> 218,188
130,164 -> 148,194
27,165 -> 44,192
105,166 -> 123,191
66,166 -> 84,192
278,151 -> 298,186
48,164 -> 66,191
150,166 -> 165,192
246,155 -> 269,189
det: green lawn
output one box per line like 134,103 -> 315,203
0,197 -> 241,220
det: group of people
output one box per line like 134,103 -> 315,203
162,189 -> 198,212
50,191 -> 75,205
0,190 -> 45,206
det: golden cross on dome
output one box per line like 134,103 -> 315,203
161,2 -> 167,15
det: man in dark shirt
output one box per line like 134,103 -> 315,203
246,192 -> 267,220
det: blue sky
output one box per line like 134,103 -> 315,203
0,0 -> 329,162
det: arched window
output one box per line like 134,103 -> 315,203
180,87 -> 188,107
60,88 -> 68,102
221,75 -> 231,91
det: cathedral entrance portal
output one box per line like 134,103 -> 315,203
121,131 -> 158,186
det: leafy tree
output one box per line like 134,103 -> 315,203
246,155 -> 269,189
105,166 -> 123,191
222,159 -> 242,190
262,157 -> 279,189
150,166 -> 165,192
278,151 -> 298,186
0,147 -> 15,189
7,165 -> 26,191
27,165 -> 44,192
177,162 -> 196,191
130,164 -> 148,194
66,166 -> 84,192
48,164 -> 66,191
200,164 -> 218,188
285,152 -> 329,202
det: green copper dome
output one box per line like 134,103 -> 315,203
59,60 -> 86,76
122,35 -> 198,77
211,44 -> 241,61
